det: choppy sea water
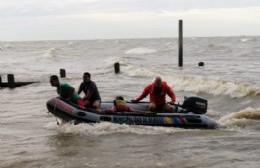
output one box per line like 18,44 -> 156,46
0,37 -> 260,168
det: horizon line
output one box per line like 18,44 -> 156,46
1,34 -> 259,42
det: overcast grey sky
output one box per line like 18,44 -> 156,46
1,0 -> 260,41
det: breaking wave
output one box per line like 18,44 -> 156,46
122,64 -> 158,77
102,58 -> 260,98
218,107 -> 260,128
240,38 -> 249,42
173,75 -> 260,98
45,122 -> 190,136
0,42 -> 14,50
42,47 -> 58,58
125,47 -> 157,54
102,56 -> 158,77
103,61 -> 260,98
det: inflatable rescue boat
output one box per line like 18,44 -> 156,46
46,96 -> 218,129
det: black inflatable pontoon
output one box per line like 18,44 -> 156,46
46,97 -> 218,129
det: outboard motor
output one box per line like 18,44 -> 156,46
182,97 -> 207,114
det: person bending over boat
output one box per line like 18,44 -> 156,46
78,72 -> 101,109
132,76 -> 176,112
102,96 -> 151,114
50,75 -> 85,106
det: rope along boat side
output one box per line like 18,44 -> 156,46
46,96 -> 218,129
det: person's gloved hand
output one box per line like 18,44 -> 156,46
131,99 -> 138,103
168,101 -> 175,105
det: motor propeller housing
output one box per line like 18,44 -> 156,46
182,97 -> 208,114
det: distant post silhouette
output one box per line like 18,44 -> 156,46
60,69 -> 66,78
198,62 -> 204,66
114,62 -> 120,74
7,74 -> 15,88
178,20 -> 183,67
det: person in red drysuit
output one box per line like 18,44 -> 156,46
132,76 -> 176,112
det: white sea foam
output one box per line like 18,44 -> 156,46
218,107 -> 260,128
165,42 -> 173,46
125,47 -> 157,54
53,122 -> 189,136
42,47 -> 58,58
240,38 -> 249,42
220,107 -> 260,121
0,42 -> 14,50
172,74 -> 260,98
102,56 -> 159,77
67,41 -> 75,46
103,56 -> 125,66
44,121 -> 60,130
117,63 -> 260,98
122,64 -> 158,77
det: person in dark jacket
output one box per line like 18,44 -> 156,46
78,72 -> 101,109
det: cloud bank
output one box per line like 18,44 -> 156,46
1,0 -> 260,41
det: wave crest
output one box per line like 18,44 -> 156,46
45,122 -> 189,136
174,75 -> 260,98
42,47 -> 58,58
125,47 -> 157,54
218,107 -> 260,128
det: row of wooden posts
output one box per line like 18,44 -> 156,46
0,60 -> 202,88
1,20 -> 204,88
0,74 -> 35,88
60,65 -> 119,77
0,69 -> 66,88
0,67 -> 115,88
61,65 -> 120,77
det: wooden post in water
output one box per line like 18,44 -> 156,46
7,74 -> 15,88
178,20 -> 183,67
114,62 -> 120,74
60,69 -> 66,78
198,62 -> 204,66
0,76 -> 2,88
0,74 -> 37,88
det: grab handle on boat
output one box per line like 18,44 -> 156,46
128,100 -> 149,103
168,101 -> 183,107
